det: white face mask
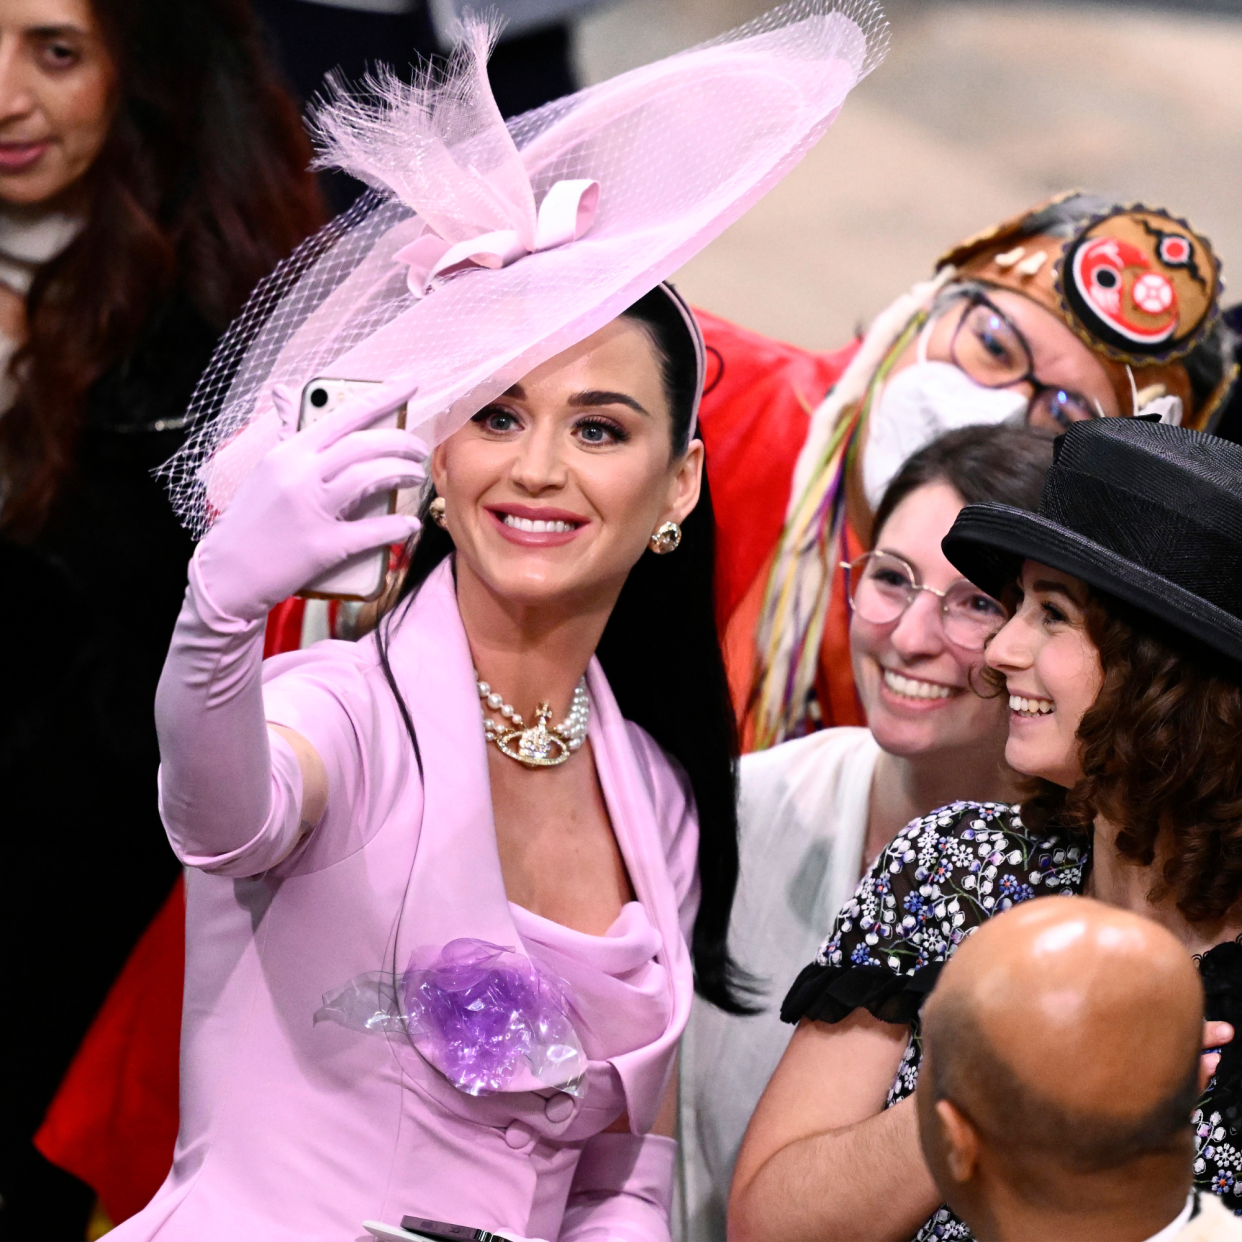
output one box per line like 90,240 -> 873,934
863,336 -> 1029,512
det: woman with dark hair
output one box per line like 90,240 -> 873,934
0,1 -> 323,1235
115,7 -> 877,1237
678,423 -> 1053,1235
134,286 -> 732,1241
397,288 -> 740,1008
0,0 -> 322,531
732,418 -> 1242,1241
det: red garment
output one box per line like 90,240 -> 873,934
35,313 -> 864,1223
263,595 -> 306,658
696,309 -> 860,627
696,309 -> 864,737
34,882 -> 184,1225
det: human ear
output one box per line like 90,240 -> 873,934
430,440 -> 450,499
661,437 -> 704,526
936,1099 -> 981,1184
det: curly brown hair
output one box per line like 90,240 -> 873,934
1019,591 -> 1242,924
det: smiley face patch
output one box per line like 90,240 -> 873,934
1058,207 -> 1220,364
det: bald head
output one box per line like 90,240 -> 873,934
919,897 -> 1203,1230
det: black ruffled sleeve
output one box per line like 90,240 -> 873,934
781,958 -> 944,1026
781,801 -> 1086,1028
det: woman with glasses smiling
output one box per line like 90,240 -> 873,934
677,423 -> 1052,1236
697,192 -> 1236,750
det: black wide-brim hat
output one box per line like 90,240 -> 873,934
942,418 -> 1242,663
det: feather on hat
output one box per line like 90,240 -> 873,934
161,0 -> 888,536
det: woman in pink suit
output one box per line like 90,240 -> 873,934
126,284 -> 725,1242
116,7 -> 881,1234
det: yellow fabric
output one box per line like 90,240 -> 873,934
87,1198 -> 114,1240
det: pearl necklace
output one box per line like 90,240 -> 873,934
475,672 -> 589,768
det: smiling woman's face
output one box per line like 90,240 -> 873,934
985,560 -> 1104,787
850,480 -> 1010,760
0,0 -> 115,207
430,316 -> 703,615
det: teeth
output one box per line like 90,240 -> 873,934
883,669 -> 953,700
1009,694 -> 1055,715
503,515 -> 575,533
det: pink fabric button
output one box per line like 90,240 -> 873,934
544,1093 -> 575,1123
504,1121 -> 535,1150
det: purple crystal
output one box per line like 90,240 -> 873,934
401,939 -> 585,1096
317,939 -> 586,1097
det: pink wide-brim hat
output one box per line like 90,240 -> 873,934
163,0 -> 888,535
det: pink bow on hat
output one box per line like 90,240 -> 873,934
394,178 -> 600,298
168,3 -> 888,539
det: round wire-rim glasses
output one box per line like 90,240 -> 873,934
949,291 -> 1104,431
841,551 -> 1007,651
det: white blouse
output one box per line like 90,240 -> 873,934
675,726 -> 880,1239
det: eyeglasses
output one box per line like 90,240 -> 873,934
841,552 -> 1007,651
950,292 -> 1103,431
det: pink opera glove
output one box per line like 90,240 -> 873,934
558,1132 -> 677,1242
155,378 -> 425,875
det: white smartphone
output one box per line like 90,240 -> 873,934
297,377 -> 408,602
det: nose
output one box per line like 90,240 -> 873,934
508,419 -> 568,496
888,588 -> 948,661
1002,378 -> 1037,404
0,37 -> 38,126
984,613 -> 1031,675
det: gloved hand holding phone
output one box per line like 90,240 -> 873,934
194,376 -> 426,623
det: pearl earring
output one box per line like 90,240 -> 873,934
429,497 -> 447,528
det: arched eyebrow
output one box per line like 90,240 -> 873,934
26,24 -> 88,37
1031,578 -> 1086,606
499,383 -> 649,417
570,390 -> 649,416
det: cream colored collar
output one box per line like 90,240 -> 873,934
0,209 -> 82,297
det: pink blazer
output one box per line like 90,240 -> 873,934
112,560 -> 699,1242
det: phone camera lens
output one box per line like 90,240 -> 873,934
310,387 -> 329,408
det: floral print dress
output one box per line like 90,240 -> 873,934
780,800 -> 1242,1241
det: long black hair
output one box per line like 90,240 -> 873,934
377,286 -> 751,1013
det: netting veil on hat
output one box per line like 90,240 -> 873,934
160,0 -> 888,536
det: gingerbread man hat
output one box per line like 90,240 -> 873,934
939,192 -> 1235,430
